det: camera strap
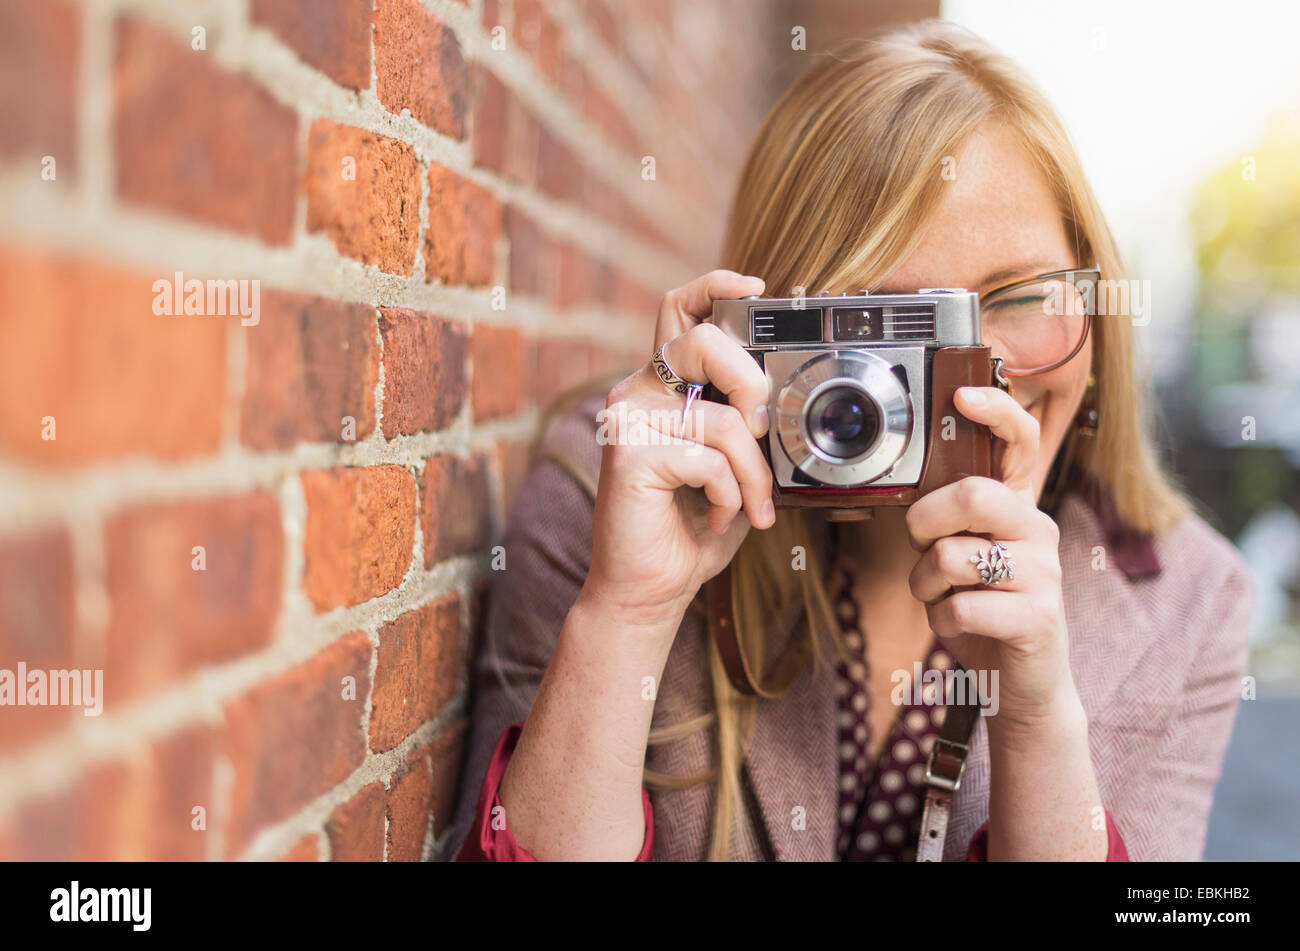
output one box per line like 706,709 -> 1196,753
708,562 -> 812,699
915,691 -> 981,861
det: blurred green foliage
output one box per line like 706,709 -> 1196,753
1190,111 -> 1300,318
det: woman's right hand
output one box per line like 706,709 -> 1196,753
581,270 -> 776,633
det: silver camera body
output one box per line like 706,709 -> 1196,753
711,289 -> 981,491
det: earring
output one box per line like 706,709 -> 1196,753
1074,372 -> 1099,437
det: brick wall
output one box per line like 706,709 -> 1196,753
0,0 -> 932,860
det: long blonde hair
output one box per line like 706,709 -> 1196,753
641,19 -> 1191,860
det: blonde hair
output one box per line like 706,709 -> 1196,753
641,19 -> 1191,860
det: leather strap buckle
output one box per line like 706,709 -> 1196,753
923,737 -> 969,794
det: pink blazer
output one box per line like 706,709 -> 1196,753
447,391 -> 1254,861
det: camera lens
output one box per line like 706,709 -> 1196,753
807,386 -> 882,460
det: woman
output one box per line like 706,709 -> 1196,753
450,19 -> 1252,861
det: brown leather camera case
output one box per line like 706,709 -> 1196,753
708,345 -> 1000,697
774,345 -> 996,509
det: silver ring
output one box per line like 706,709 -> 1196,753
970,541 -> 1016,586
652,343 -> 692,395
652,344 -> 706,433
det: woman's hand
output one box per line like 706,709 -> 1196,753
905,386 -> 1082,730
582,270 -> 776,636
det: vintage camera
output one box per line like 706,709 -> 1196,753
709,288 -> 1000,518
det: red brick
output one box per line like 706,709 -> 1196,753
620,195 -> 676,256
242,292 -> 380,450
421,454 -> 492,567
430,719 -> 469,836
305,119 -> 422,275
505,101 -> 541,185
554,242 -> 591,309
114,19 -> 297,244
482,0 -> 500,31
377,308 -> 466,436
326,781 -> 387,861
374,0 -> 467,138
558,51 -> 586,100
537,127 -> 580,201
618,3 -> 654,83
223,632 -> 372,856
586,0 -> 620,50
584,79 -> 636,153
424,164 -> 501,287
471,65 -> 508,174
470,323 -> 525,420
577,172 -> 622,223
281,833 -> 319,861
459,176 -> 501,287
537,12 -> 561,83
613,269 -> 661,317
5,723 -> 214,860
369,594 -> 461,752
106,493 -> 283,705
514,2 -> 559,82
589,342 -> 636,378
386,743 -> 434,860
424,163 -> 465,284
251,0 -> 372,90
534,337 -> 593,407
301,466 -> 417,611
0,246 -> 226,466
118,725 -> 217,861
7,759 -> 127,860
505,207 -> 552,298
0,530 -> 76,750
512,0 -> 542,56
590,256 -> 617,304
0,0 -> 78,175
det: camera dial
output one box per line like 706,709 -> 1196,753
775,350 -> 913,487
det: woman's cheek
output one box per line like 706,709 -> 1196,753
1021,370 -> 1082,499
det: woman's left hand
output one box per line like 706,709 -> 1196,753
905,385 -> 1081,730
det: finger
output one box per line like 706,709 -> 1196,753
651,323 -> 769,437
650,398 -> 774,530
909,535 -> 1030,604
642,439 -> 745,536
905,476 -> 1036,551
655,270 -> 765,349
953,386 -> 1038,498
925,589 -> 1050,650
600,405 -> 745,536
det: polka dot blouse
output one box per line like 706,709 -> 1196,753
833,561 -> 952,862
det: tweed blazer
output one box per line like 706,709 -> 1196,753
447,390 -> 1254,861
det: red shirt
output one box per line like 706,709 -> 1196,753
456,720 -> 1128,861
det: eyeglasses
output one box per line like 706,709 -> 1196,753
978,266 -> 1100,377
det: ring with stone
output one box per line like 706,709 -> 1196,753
970,541 -> 1016,586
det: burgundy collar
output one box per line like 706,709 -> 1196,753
1061,470 -> 1162,581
